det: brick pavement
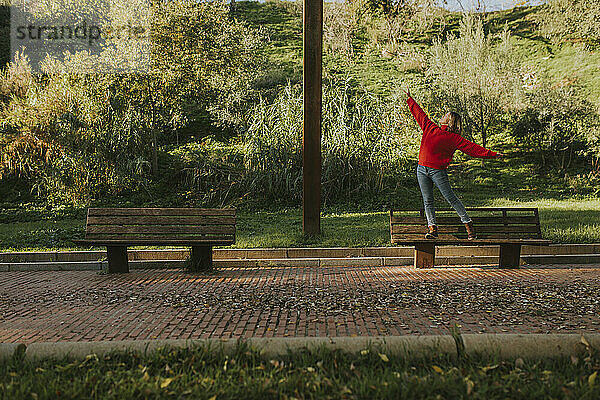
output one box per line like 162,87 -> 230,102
1,265 -> 599,344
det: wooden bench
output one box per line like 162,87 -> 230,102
74,208 -> 236,273
390,207 -> 551,268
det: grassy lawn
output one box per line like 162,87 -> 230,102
2,343 -> 599,399
1,195 -> 599,252
2,153 -> 598,251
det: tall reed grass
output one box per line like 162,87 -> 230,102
172,80 -> 418,207
240,80 -> 418,205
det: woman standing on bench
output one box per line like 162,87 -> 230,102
404,88 -> 503,240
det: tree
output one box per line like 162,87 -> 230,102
0,0 -> 263,204
537,0 -> 600,45
427,13 -> 522,148
509,84 -> 600,172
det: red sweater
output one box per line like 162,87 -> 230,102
407,97 -> 498,170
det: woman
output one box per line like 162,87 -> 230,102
404,88 -> 503,240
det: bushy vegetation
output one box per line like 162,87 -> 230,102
537,0 -> 600,45
1,0 -> 599,209
509,83 -> 600,172
1,0 -> 264,205
244,80 -> 415,205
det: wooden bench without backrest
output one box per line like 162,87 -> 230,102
390,207 -> 551,268
74,208 -> 236,273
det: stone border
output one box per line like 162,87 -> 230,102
2,334 -> 598,361
0,255 -> 600,273
2,244 -> 600,271
3,256 -> 600,272
2,244 -> 600,263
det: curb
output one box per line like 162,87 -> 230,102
0,343 -> 21,359
3,255 -> 600,271
3,334 -> 598,361
2,245 -> 600,272
3,244 -> 600,262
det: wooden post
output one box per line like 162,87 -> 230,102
499,243 -> 521,268
106,246 -> 129,273
302,0 -> 322,235
414,243 -> 435,268
190,246 -> 212,272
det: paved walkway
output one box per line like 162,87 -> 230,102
1,265 -> 599,344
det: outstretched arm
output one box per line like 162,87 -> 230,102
405,93 -> 437,134
455,136 -> 501,159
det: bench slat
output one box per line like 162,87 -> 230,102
87,225 -> 235,235
392,207 -> 538,213
88,208 -> 236,217
391,233 -> 541,241
391,216 -> 539,225
85,234 -> 235,241
391,225 -> 540,234
392,226 -> 461,234
392,234 -> 459,241
87,216 -> 236,226
391,238 -> 551,245
76,239 -> 234,245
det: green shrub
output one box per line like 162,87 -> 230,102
243,83 -> 304,203
324,1 -> 357,58
167,138 -> 245,207
509,83 -> 600,172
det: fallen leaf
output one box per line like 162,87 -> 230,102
432,365 -> 443,374
160,377 -> 174,388
589,371 -> 597,387
465,378 -> 475,395
340,386 -> 352,394
481,364 -> 499,373
581,335 -> 590,348
378,353 -> 389,362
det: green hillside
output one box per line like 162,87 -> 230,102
234,1 -> 599,107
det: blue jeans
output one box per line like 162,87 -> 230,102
416,165 -> 471,226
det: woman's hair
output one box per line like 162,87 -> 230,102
440,112 -> 462,134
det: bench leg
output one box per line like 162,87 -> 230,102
190,246 -> 212,272
499,244 -> 521,268
414,243 -> 435,268
107,246 -> 129,273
